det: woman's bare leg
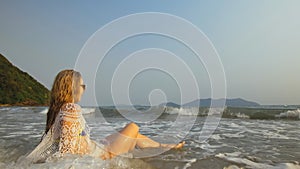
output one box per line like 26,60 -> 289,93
104,122 -> 185,159
135,133 -> 160,148
136,133 -> 185,149
105,122 -> 139,157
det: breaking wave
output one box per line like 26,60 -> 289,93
164,107 -> 199,116
275,109 -> 300,119
39,107 -> 96,115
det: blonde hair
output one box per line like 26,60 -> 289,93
45,69 -> 82,133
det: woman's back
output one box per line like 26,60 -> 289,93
26,103 -> 93,163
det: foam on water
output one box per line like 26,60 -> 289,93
235,112 -> 250,119
0,107 -> 11,111
222,132 -> 245,139
216,152 -> 273,168
276,109 -> 300,119
1,107 -> 300,169
216,153 -> 300,169
209,134 -> 223,140
1,155 -> 156,169
39,108 -> 48,114
165,107 -> 199,116
39,107 -> 96,114
81,107 -> 96,114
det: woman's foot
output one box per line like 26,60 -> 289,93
161,141 -> 185,149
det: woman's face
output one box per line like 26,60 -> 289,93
75,77 -> 85,102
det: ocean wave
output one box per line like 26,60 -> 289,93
39,108 -> 96,115
0,107 -> 11,111
216,152 -> 300,169
275,109 -> 300,119
3,155 -> 156,169
81,108 -> 96,114
234,112 -> 250,119
164,107 -> 227,117
39,108 -> 48,114
165,107 -> 199,116
216,152 -> 272,168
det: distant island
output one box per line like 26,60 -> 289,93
0,53 -> 50,106
184,98 -> 260,108
161,98 -> 260,108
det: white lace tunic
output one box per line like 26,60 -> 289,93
26,103 -> 105,163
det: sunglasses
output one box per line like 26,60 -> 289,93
80,84 -> 86,90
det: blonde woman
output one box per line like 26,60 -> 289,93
27,69 -> 184,163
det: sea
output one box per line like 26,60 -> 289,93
0,106 -> 299,169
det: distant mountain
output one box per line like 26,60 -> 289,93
183,98 -> 260,108
0,53 -> 50,106
159,102 -> 181,108
225,98 -> 260,107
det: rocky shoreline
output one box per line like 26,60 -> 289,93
0,101 -> 49,107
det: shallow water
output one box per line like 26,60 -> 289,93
0,107 -> 299,169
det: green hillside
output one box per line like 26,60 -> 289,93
0,53 -> 50,106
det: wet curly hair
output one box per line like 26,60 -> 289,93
45,69 -> 82,134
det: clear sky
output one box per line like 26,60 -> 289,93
0,1 -> 299,106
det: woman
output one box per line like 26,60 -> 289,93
26,69 -> 184,163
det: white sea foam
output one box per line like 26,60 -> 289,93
271,163 -> 300,169
39,108 -> 48,114
210,134 -> 223,140
222,132 -> 245,139
217,153 -> 300,169
7,155 -> 156,169
0,107 -> 11,111
235,112 -> 249,119
182,158 -> 197,169
81,107 -> 96,114
216,153 -> 273,168
275,109 -> 300,119
164,107 -> 226,116
262,131 -> 290,139
165,107 -> 199,116
39,107 -> 96,114
1,107 -> 300,169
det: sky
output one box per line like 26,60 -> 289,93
0,1 -> 299,106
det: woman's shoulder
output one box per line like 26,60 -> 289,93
60,103 -> 82,114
